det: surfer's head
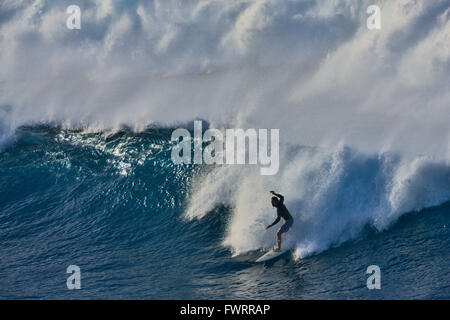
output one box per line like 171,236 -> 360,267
271,196 -> 279,207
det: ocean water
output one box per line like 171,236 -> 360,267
0,125 -> 448,299
1,0 -> 450,299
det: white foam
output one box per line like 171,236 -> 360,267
186,145 -> 450,258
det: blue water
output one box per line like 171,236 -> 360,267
0,125 -> 448,299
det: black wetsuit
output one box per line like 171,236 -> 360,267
272,194 -> 292,224
268,193 -> 293,237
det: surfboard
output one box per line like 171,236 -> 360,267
256,248 -> 287,262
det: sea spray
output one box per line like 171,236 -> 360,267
0,1 -> 448,159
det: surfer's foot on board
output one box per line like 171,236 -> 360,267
273,247 -> 281,252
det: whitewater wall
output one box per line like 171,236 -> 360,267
185,145 -> 450,258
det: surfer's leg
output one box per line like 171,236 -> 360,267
275,219 -> 293,251
274,231 -> 281,252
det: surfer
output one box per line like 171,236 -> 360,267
266,191 -> 293,252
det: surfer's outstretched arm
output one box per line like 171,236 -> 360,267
270,191 -> 284,203
266,215 -> 280,229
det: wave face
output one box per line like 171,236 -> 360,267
0,0 -> 449,298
